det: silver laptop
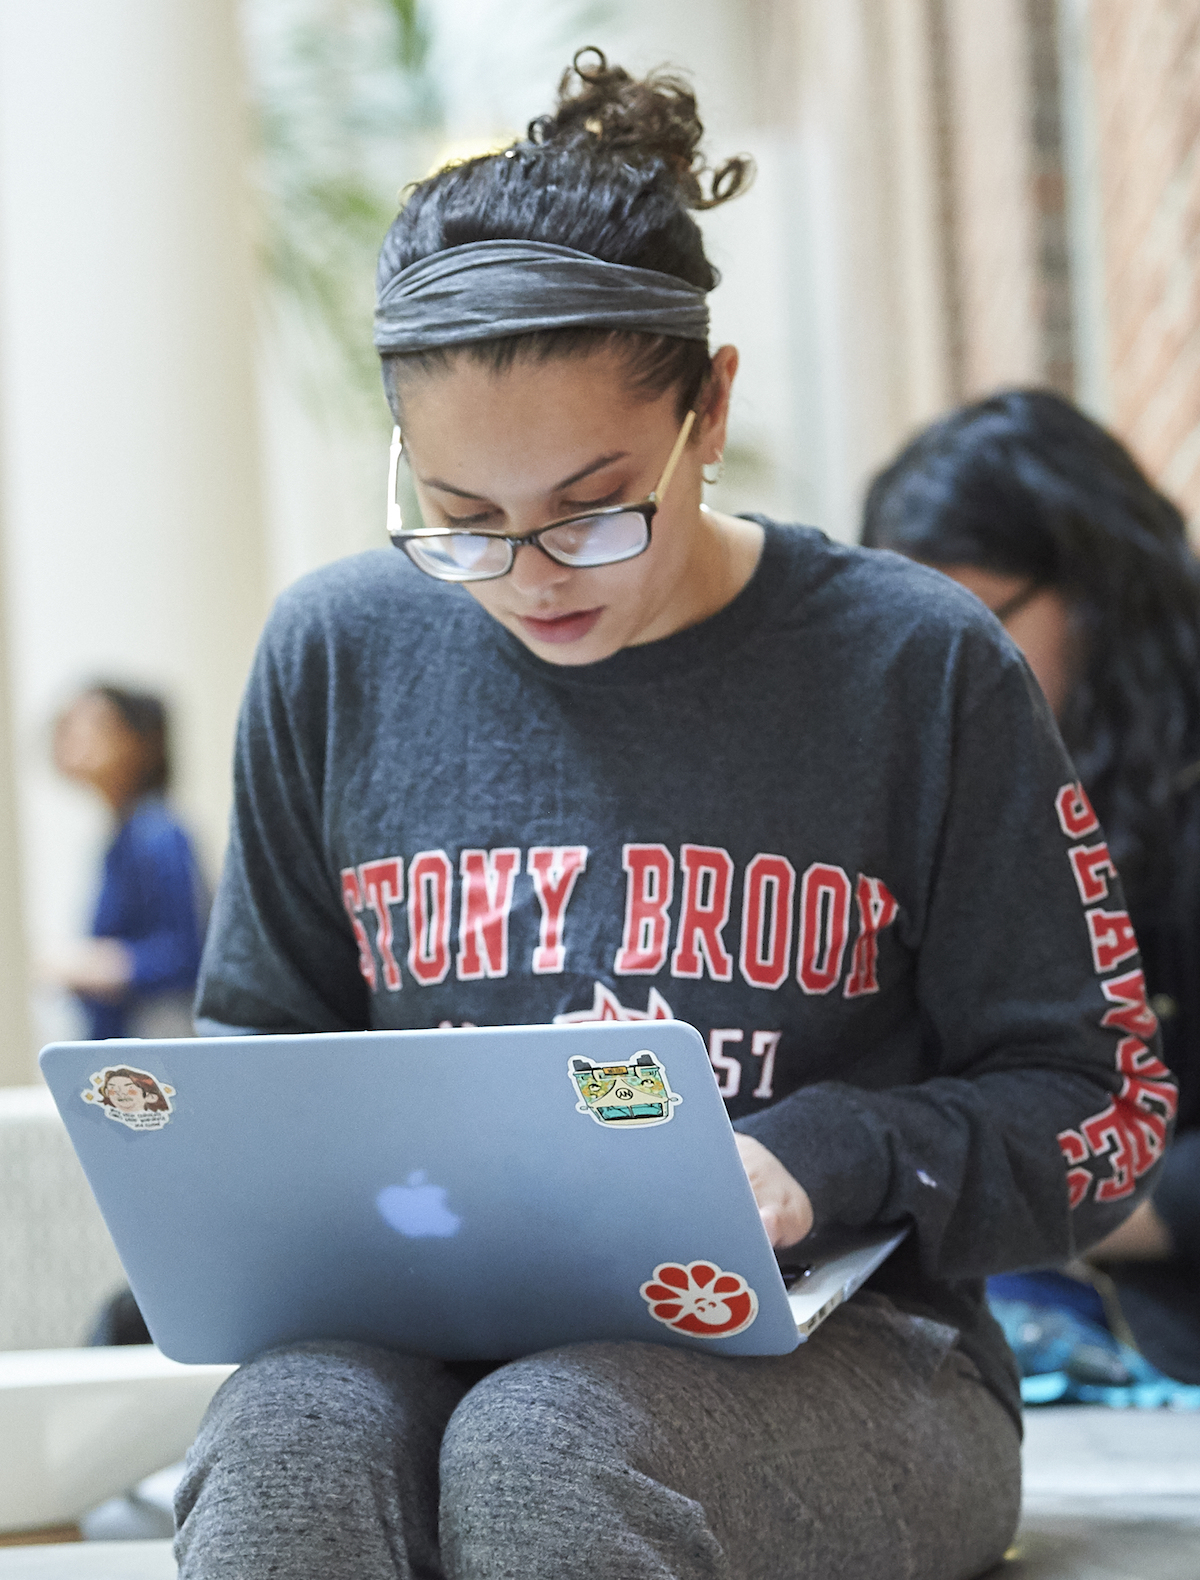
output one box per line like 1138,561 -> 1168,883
40,1021 -> 904,1363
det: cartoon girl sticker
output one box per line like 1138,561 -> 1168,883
82,1065 -> 174,1131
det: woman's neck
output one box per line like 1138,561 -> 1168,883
675,505 -> 765,634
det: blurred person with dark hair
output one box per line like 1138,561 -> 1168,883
863,388 -> 1200,1389
43,683 -> 207,1041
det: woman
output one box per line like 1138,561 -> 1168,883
862,387 -> 1200,1388
45,684 -> 206,1040
179,55 -> 1170,1580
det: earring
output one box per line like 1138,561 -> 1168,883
702,453 -> 725,486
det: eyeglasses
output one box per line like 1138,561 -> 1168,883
387,410 -> 696,583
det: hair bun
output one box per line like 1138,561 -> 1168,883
528,47 -> 752,211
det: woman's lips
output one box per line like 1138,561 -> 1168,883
518,608 -> 604,645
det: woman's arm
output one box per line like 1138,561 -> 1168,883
736,635 -> 1177,1277
196,589 -> 371,1035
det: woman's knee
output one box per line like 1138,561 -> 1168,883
192,1341 -> 454,1471
440,1344 -> 649,1486
439,1347 -> 726,1579
177,1343 -> 459,1579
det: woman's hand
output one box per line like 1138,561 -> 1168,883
735,1134 -> 814,1249
39,937 -> 134,1001
1085,1198 -> 1174,1263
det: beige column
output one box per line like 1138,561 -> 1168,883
0,0 -> 269,1054
879,0 -> 956,428
942,0 -> 1044,394
0,454 -> 32,1084
1057,0 -> 1110,422
1084,0 -> 1200,517
764,0 -> 954,535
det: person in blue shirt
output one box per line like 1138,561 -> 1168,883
45,684 -> 207,1040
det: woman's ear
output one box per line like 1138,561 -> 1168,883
699,344 -> 738,462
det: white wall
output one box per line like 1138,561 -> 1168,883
0,0 -> 269,1065
0,450 -> 31,1083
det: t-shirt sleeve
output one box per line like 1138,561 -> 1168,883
736,628 -> 1178,1278
196,599 -> 370,1034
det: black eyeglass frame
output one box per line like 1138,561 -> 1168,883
386,410 -> 697,583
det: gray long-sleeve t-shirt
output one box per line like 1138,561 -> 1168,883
197,520 -> 1177,1428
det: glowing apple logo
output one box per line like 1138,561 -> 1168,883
376,1171 -> 462,1238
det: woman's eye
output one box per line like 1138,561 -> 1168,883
444,509 -> 497,527
562,488 -> 623,512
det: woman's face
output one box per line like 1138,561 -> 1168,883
54,693 -> 148,808
103,1075 -> 147,1112
937,564 -> 1076,717
395,346 -> 733,665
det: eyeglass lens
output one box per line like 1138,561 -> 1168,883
540,512 -> 648,566
404,511 -> 649,582
404,534 -> 512,580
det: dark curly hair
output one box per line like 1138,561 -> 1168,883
92,684 -> 170,796
377,48 -> 752,419
861,388 -> 1200,923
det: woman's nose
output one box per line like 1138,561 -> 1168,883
507,541 -> 574,597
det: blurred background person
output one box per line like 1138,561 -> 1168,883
861,388 -> 1200,1390
41,685 -> 207,1042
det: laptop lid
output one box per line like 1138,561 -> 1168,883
43,1022 -> 820,1362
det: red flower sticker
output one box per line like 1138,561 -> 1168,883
639,1261 -> 759,1338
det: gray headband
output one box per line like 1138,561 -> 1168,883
373,238 -> 710,353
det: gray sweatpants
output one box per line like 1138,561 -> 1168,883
174,1294 -> 1020,1580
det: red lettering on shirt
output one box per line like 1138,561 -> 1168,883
407,849 -> 453,986
843,874 -> 899,998
1081,1101 -> 1139,1202
614,844 -> 675,975
1067,842 -> 1118,906
1114,1033 -> 1171,1082
738,854 -> 796,990
1061,1040 -> 1177,1208
1115,1043 -> 1174,1163
1055,780 -> 1101,838
340,867 -> 376,992
1099,969 -> 1160,1044
527,846 -> 588,974
797,863 -> 852,995
1057,1128 -> 1092,1209
456,848 -> 519,981
671,845 -> 734,982
1053,782 -> 1177,1209
1085,908 -> 1140,974
360,857 -> 404,991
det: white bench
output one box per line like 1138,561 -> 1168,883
0,1543 -> 173,1578
0,1347 -> 232,1536
0,1086 -> 231,1555
0,1087 -> 127,1353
